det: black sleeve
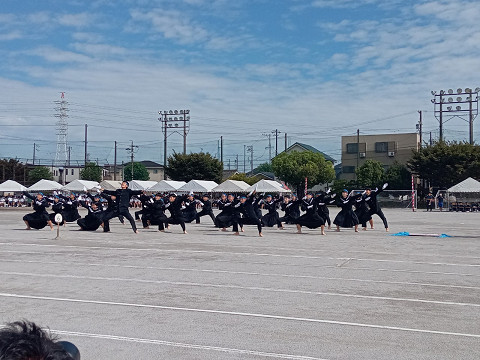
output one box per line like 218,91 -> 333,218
86,193 -> 95,201
23,192 -> 35,201
100,193 -> 111,200
102,190 -> 116,196
130,190 -> 143,196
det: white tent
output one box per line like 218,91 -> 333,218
99,180 -> 122,190
447,177 -> 480,193
246,179 -> 290,193
177,180 -> 218,193
129,180 -> 158,191
0,180 -> 27,193
212,180 -> 250,193
62,179 -> 100,191
27,179 -> 63,192
147,180 -> 186,192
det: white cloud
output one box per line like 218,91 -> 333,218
57,12 -> 93,27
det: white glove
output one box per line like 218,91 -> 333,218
326,188 -> 331,194
382,183 -> 388,190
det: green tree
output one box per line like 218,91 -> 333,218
331,179 -> 354,195
123,162 -> 150,181
0,159 -> 28,183
355,159 -> 385,187
166,152 -> 223,183
384,162 -> 411,189
255,162 -> 273,173
408,141 -> 480,188
28,166 -> 53,183
228,173 -> 262,185
271,151 -> 335,195
80,162 -> 103,182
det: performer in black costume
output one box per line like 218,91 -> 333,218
279,195 -> 301,225
354,194 -> 372,230
316,190 -> 336,229
101,192 -> 125,232
48,196 -> 65,226
364,183 -> 389,231
146,193 -> 168,231
238,191 -> 263,236
261,195 -> 283,229
77,201 -> 104,231
102,181 -> 143,233
215,194 -> 238,232
135,193 -> 152,221
195,194 -> 216,224
182,193 -> 198,223
58,193 -> 81,222
22,191 -> 54,230
333,190 -> 360,232
164,193 -> 189,233
295,193 -> 326,235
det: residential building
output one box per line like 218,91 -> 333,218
340,132 -> 419,181
283,142 -> 336,163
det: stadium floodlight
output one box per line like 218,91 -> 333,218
457,97 -> 462,102
448,89 -> 453,94
447,106 -> 452,111
456,106 -> 462,111
475,87 -> 480,93
448,97 -> 453,102
431,91 -> 436,95
440,90 -> 445,95
457,88 -> 463,94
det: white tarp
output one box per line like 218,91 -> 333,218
447,177 -> 480,193
0,180 -> 27,193
212,180 -> 250,193
27,179 -> 63,192
147,180 -> 186,192
62,179 -> 100,191
177,180 -> 218,193
245,179 -> 290,193
129,180 -> 158,191
99,180 -> 123,190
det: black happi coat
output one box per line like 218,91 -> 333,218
215,200 -> 237,228
48,199 -> 65,225
333,194 -> 360,228
77,201 -> 104,231
295,197 -> 325,229
103,188 -> 142,212
182,198 -> 198,223
354,196 -> 371,226
58,194 -> 81,222
23,192 -> 51,229
280,199 -> 301,224
261,198 -> 282,227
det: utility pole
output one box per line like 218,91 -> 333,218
417,111 -> 423,149
356,129 -> 360,180
235,154 -> 239,170
114,141 -> 117,181
262,133 -> 272,162
158,109 -> 191,178
284,133 -> 287,151
272,129 -> 282,156
33,143 -> 38,166
126,141 -> 139,181
246,146 -> 253,173
220,136 -> 223,165
84,124 -> 88,166
68,146 -> 71,166
243,145 -> 246,173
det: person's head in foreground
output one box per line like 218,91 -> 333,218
0,321 -> 80,360
121,181 -> 129,189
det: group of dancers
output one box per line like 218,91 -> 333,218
21,180 -> 389,235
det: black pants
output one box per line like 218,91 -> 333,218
369,208 -> 388,228
104,209 -> 137,232
166,216 -> 186,231
195,209 -> 216,224
239,216 -> 262,234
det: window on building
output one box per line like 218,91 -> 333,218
343,166 -> 356,173
153,169 -> 158,174
346,143 -> 358,154
71,169 -> 74,175
375,142 -> 388,153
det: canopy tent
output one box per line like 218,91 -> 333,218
99,180 -> 122,190
0,180 -> 27,193
177,180 -> 218,193
447,177 -> 480,193
446,177 -> 480,205
147,180 -> 186,192
129,180 -> 158,191
212,180 -> 250,193
27,179 -> 63,192
245,179 -> 290,194
62,179 -> 100,192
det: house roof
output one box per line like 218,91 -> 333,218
139,160 -> 164,168
285,142 -> 336,163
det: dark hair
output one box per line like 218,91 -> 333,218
0,321 -> 76,360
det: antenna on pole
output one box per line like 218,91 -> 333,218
54,92 -> 69,166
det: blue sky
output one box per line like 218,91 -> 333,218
1,0 -> 480,169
